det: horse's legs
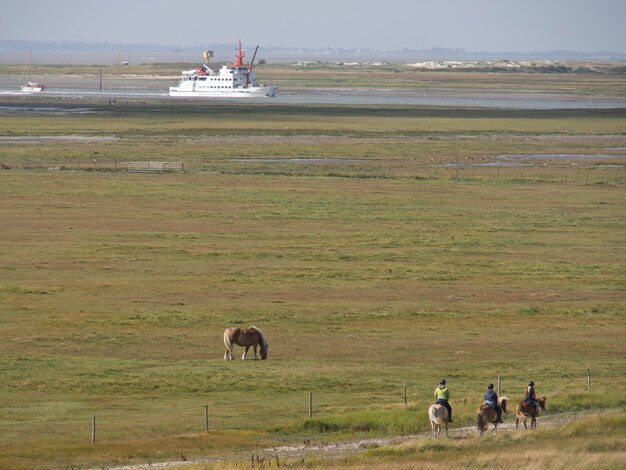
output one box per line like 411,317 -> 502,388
492,423 -> 497,436
242,346 -> 250,360
253,345 -> 257,360
515,417 -> 519,429
444,422 -> 448,438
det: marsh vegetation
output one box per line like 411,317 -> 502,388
0,69 -> 624,468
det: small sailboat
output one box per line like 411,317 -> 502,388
21,51 -> 46,93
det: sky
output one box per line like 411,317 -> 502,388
1,0 -> 626,52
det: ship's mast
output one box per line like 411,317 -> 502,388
233,39 -> 245,67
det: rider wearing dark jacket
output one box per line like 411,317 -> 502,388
525,380 -> 539,415
483,384 -> 502,423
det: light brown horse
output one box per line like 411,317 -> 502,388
428,404 -> 449,438
515,396 -> 546,429
223,326 -> 269,360
476,397 -> 508,436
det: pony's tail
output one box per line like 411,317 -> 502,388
223,328 -> 232,351
249,326 -> 267,349
476,412 -> 485,431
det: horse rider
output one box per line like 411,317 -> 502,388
434,378 -> 453,422
484,383 -> 503,423
525,380 -> 539,415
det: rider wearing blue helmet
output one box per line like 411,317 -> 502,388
484,383 -> 503,423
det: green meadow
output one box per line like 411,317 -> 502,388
0,86 -> 625,468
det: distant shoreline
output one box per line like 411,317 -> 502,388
2,40 -> 626,65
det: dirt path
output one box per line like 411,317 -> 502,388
103,409 -> 620,470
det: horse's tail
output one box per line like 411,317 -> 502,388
223,328 -> 233,353
428,405 -> 438,423
476,410 -> 486,431
515,402 -> 529,418
249,326 -> 268,350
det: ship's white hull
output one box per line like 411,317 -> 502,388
169,85 -> 276,98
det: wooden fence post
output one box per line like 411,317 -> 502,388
92,415 -> 96,444
403,384 -> 407,407
308,393 -> 313,418
587,369 -> 591,392
204,405 -> 209,432
497,375 -> 501,396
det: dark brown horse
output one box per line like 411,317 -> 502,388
476,397 -> 508,436
515,396 -> 546,429
223,326 -> 269,360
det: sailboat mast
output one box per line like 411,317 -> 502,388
27,50 -> 32,82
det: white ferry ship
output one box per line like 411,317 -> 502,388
169,40 -> 276,98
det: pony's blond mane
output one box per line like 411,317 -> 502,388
249,326 -> 268,350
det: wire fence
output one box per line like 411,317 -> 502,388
7,158 -> 625,186
1,368 -> 614,445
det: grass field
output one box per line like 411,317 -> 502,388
183,413 -> 626,469
0,77 -> 625,468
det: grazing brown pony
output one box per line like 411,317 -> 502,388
515,396 -> 546,430
223,326 -> 269,360
428,404 -> 449,438
476,397 -> 508,436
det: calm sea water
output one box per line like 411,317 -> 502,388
1,76 -> 625,110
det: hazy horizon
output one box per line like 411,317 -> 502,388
2,0 -> 626,54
